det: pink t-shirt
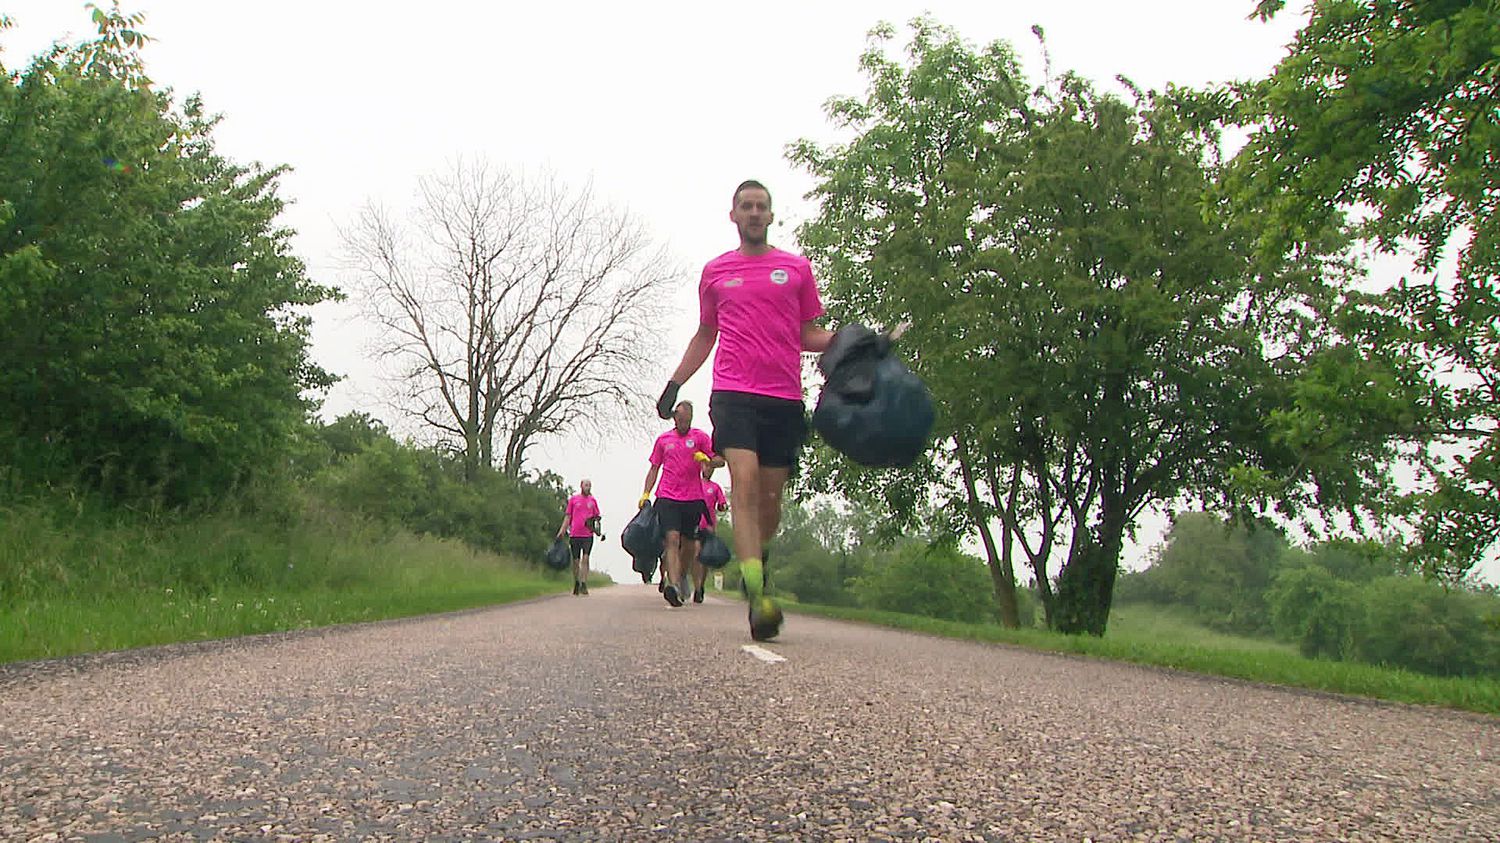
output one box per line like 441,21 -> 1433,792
699,478 -> 727,530
565,494 -> 600,538
650,427 -> 715,502
699,248 -> 825,401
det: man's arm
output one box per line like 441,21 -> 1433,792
801,321 -> 835,353
640,465 -> 661,505
670,323 -> 719,385
558,501 -> 570,538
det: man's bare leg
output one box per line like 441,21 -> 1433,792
757,466 -> 791,584
662,530 -> 684,606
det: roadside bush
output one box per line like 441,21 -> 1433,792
310,440 -> 563,562
1353,577 -> 1497,677
1268,563 -> 1358,660
852,543 -> 996,624
1125,513 -> 1285,635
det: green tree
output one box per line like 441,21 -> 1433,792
1353,575 -> 1494,676
1299,538 -> 1407,584
751,499 -> 865,606
852,541 -> 997,624
311,439 -> 565,560
791,20 -> 1382,635
1268,562 -> 1359,659
317,412 -> 391,460
1136,512 -> 1288,634
1243,0 -> 1500,580
0,6 -> 337,504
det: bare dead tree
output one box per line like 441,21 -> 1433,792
341,160 -> 678,479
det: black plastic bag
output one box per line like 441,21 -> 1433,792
622,502 -> 664,573
698,530 -> 731,569
544,538 -> 570,571
633,554 -> 659,582
812,324 -> 935,467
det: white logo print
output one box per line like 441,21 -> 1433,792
725,277 -> 744,288
770,269 -> 790,285
686,439 -> 695,448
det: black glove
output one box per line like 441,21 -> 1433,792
656,381 -> 681,419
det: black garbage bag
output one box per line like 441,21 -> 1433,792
812,323 -> 935,467
633,554 -> 659,582
698,530 -> 732,569
622,502 -> 664,573
544,538 -> 570,571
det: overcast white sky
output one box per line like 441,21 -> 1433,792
11,1 -> 1489,585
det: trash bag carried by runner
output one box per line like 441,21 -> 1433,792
812,323 -> 935,468
622,502 -> 664,577
633,554 -> 660,582
698,530 -> 732,569
544,538 -> 570,571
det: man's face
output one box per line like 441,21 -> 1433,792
673,401 -> 693,430
730,187 -> 773,246
580,480 -> 592,495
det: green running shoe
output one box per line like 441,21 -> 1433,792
749,596 -> 783,641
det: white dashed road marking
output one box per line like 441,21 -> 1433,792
741,644 -> 785,663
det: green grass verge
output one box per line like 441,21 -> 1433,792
0,498 -> 605,665
779,600 -> 1500,717
0,581 -> 567,663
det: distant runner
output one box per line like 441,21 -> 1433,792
639,400 -> 723,607
557,479 -> 603,595
692,464 -> 729,604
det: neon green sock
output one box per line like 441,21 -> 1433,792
740,558 -> 763,600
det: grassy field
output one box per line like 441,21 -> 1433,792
780,600 -> 1500,717
0,500 -> 591,665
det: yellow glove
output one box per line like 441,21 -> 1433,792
638,493 -> 651,509
693,452 -> 711,464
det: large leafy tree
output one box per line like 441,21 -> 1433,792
791,20 -> 1391,634
1241,0 -> 1500,581
0,5 -> 336,504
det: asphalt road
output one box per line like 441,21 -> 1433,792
2,584 -> 1496,841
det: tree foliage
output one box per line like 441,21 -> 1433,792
1242,0 -> 1500,580
0,5 -> 336,505
852,541 -> 998,624
307,414 -> 566,562
1123,512 -> 1289,635
790,19 -> 1388,634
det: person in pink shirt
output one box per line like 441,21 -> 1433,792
639,400 -> 724,607
656,180 -> 835,640
557,479 -> 603,595
689,464 -> 730,604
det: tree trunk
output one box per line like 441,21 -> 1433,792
955,440 -> 1020,627
1053,495 -> 1126,636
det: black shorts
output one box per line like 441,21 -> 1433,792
654,497 -> 707,539
569,537 -> 594,558
709,390 -> 808,469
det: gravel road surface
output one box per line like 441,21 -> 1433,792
2,584 -> 1496,841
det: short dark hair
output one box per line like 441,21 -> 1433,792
733,179 -> 771,208
675,399 -> 693,412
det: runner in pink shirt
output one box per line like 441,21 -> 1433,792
655,180 -> 835,640
688,464 -> 730,604
557,479 -> 604,595
639,400 -> 724,607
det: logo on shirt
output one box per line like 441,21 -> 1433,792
770,269 -> 789,285
725,277 -> 744,288
686,439 -> 695,448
